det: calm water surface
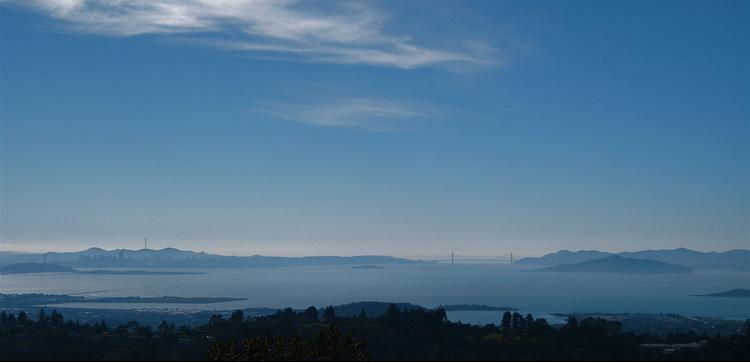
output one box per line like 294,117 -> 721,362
1,264 -> 747,324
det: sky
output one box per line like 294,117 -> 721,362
1,0 -> 748,258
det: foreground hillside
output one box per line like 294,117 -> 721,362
1,306 -> 748,361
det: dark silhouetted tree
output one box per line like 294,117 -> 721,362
566,316 -> 579,334
50,310 -> 63,326
512,312 -> 524,331
323,306 -> 336,322
524,313 -> 534,330
501,311 -> 512,332
230,310 -> 244,323
209,314 -> 223,326
158,320 -> 175,335
17,311 -> 28,324
303,306 -> 318,320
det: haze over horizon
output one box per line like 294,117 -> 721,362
1,0 -> 749,258
1,243 -> 749,261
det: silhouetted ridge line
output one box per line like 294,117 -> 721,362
0,247 -> 423,268
516,248 -> 750,270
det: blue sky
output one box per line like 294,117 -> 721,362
1,0 -> 748,257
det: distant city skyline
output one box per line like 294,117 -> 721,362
1,0 -> 748,258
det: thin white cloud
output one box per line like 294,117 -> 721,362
261,98 -> 437,130
7,0 -> 497,69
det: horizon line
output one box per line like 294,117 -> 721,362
1,245 -> 748,260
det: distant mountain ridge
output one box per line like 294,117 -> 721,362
516,248 -> 749,270
0,247 -> 422,268
516,250 -> 612,266
533,256 -> 693,274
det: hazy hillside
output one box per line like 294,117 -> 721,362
515,250 -> 612,265
0,263 -> 75,274
620,248 -> 750,268
0,247 -> 421,268
692,289 -> 750,298
517,248 -> 749,270
533,256 -> 693,274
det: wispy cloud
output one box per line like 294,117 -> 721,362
260,98 -> 437,131
7,0 -> 498,69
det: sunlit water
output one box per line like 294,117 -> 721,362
1,264 -> 747,324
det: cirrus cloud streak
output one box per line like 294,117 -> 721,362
259,98 -> 438,131
7,0 -> 498,69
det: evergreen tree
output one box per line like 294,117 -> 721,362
501,311 -> 512,332
323,306 -> 336,322
566,316 -> 579,334
17,311 -> 28,324
384,304 -> 401,322
512,312 -> 524,331
50,310 -> 64,326
158,320 -> 175,335
433,307 -> 447,322
303,306 -> 319,320
524,313 -> 534,330
230,310 -> 244,323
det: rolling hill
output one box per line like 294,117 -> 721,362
0,247 -> 422,268
532,255 -> 693,274
516,248 -> 749,270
